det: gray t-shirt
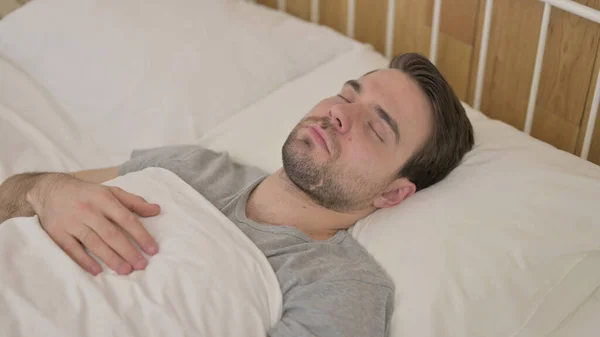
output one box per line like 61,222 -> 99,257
119,145 -> 394,337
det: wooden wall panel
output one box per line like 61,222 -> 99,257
354,0 -> 388,54
392,0 -> 480,101
468,0 -> 600,161
467,0 -> 545,128
0,0 -> 29,19
576,46 -> 600,164
319,0 -> 347,34
427,0 -> 480,46
286,0 -> 311,21
391,0 -> 431,57
432,0 -> 481,101
531,0 -> 600,156
256,0 -> 277,9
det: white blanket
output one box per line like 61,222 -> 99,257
0,168 -> 282,337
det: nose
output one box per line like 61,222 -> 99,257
329,103 -> 356,134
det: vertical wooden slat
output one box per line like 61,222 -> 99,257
434,36 -> 477,101
433,0 -> 481,101
319,0 -> 347,34
354,0 -> 388,54
256,0 -> 278,9
392,0 -> 431,56
286,0 -> 311,21
429,0 -> 481,46
576,42 -> 600,165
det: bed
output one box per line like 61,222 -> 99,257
1,0 -> 599,336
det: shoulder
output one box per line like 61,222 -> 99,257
277,240 -> 395,337
119,144 -> 267,208
320,239 -> 395,337
333,233 -> 395,292
119,144 -> 221,173
127,144 -> 229,166
270,233 -> 396,336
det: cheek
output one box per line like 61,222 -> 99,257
338,139 -> 399,177
341,128 -> 381,159
338,140 -> 380,170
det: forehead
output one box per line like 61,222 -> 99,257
357,69 -> 432,148
359,69 -> 429,116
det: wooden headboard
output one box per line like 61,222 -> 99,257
258,0 -> 600,166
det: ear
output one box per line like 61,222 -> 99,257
372,178 -> 416,209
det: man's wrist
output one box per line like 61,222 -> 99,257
25,173 -> 70,216
0,172 -> 63,223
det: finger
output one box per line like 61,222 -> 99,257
51,230 -> 102,276
73,224 -> 136,275
109,187 -> 161,217
81,211 -> 146,272
105,190 -> 159,256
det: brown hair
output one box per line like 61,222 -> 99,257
389,53 -> 474,191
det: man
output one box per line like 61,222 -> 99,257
0,53 -> 474,336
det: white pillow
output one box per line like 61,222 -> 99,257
351,116 -> 600,337
198,46 -> 402,170
0,0 -> 361,159
198,48 -> 600,337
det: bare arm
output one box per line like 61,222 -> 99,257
0,166 -> 160,276
72,166 -> 120,184
0,172 -> 48,222
0,167 -> 118,223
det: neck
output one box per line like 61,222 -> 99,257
246,169 -> 374,241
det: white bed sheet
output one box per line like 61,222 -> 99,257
0,54 -> 96,179
1,167 -> 282,337
548,285 -> 600,337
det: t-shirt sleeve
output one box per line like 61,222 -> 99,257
268,280 -> 394,337
118,145 -> 266,210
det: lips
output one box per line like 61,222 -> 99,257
308,125 -> 330,153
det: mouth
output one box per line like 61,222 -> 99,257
307,125 -> 330,154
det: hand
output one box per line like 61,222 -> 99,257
27,173 -> 161,276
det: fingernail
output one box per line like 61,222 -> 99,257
146,244 -> 158,255
133,257 -> 147,270
90,265 -> 101,275
118,263 -> 132,275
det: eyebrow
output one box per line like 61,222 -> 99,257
345,79 -> 362,94
344,80 -> 400,144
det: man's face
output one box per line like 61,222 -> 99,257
282,69 -> 432,212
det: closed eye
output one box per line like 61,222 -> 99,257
337,94 -> 350,103
369,122 -> 384,142
339,94 -> 384,143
